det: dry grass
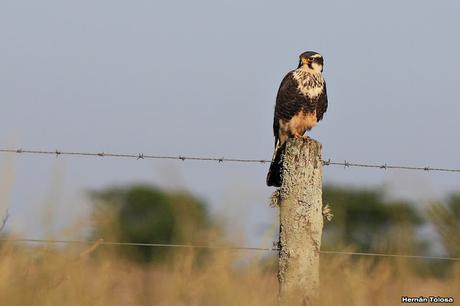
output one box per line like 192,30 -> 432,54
1,161 -> 458,305
0,239 -> 458,306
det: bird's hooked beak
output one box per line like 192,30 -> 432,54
301,57 -> 311,66
299,54 -> 323,72
298,57 -> 312,69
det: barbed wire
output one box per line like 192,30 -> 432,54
1,238 -> 460,261
1,148 -> 460,173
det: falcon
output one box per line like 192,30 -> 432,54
266,51 -> 328,187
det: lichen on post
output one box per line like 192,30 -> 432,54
277,137 -> 323,306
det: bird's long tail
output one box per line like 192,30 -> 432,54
266,140 -> 284,187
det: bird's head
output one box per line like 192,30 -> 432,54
298,51 -> 324,73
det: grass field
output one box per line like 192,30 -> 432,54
1,239 -> 458,306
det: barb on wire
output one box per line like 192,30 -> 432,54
0,209 -> 9,232
1,147 -> 460,173
1,238 -> 460,261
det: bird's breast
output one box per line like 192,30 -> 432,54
280,110 -> 318,137
292,70 -> 324,100
292,110 -> 317,131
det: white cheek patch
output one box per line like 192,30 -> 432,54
311,63 -> 323,73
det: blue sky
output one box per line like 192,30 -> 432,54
1,0 -> 459,243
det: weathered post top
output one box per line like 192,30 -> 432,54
277,137 -> 323,306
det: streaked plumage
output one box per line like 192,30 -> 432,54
266,51 -> 328,187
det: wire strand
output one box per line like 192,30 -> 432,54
2,238 -> 460,261
1,148 -> 460,173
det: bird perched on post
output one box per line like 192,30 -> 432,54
266,51 -> 328,187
